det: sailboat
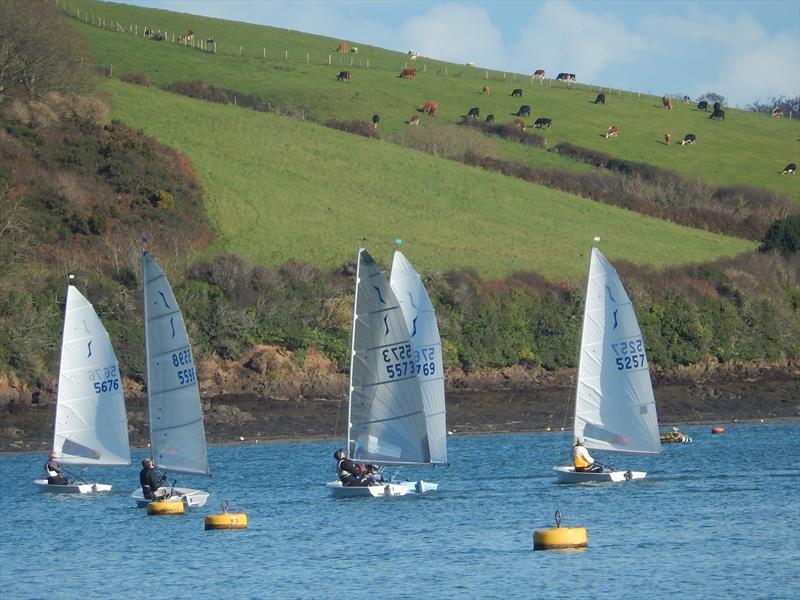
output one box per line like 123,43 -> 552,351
130,250 -> 210,507
35,282 -> 130,494
554,244 -> 662,483
326,248 -> 439,498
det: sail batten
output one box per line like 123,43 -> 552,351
573,248 -> 661,456
53,286 -> 130,467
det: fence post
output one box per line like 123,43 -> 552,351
263,48 -> 266,58
445,66 -> 447,76
328,54 -> 331,65
366,58 -> 369,68
285,50 -> 288,60
239,45 -> 243,56
306,53 -> 309,63
350,56 -> 353,66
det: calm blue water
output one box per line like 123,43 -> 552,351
1,421 -> 798,599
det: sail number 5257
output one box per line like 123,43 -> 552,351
612,338 -> 646,371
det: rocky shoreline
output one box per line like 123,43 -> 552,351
1,354 -> 797,453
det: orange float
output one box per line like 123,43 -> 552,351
711,426 -> 724,434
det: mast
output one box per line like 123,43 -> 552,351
141,244 -> 155,462
345,247 -> 362,458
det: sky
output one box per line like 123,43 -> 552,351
111,0 -> 800,108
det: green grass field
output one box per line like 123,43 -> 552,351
70,0 -> 800,200
105,80 -> 753,280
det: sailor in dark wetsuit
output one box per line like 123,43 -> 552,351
45,451 -> 68,485
334,449 -> 380,486
139,458 -> 165,499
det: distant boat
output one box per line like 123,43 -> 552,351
130,250 -> 210,508
35,284 -> 130,494
554,245 -> 662,483
326,248 -> 439,498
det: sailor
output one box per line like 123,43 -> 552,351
139,458 -> 166,499
572,438 -> 603,473
334,449 -> 381,486
44,451 -> 69,485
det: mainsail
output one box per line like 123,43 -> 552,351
348,249 -> 430,465
142,251 -> 209,476
53,286 -> 130,466
390,250 -> 447,464
573,248 -> 661,455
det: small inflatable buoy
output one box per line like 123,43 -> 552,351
147,499 -> 184,515
711,426 -> 724,434
205,500 -> 247,530
533,511 -> 587,551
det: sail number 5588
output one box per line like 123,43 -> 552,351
612,338 -> 646,371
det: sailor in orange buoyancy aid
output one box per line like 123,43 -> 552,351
334,449 -> 381,486
572,438 -> 603,473
45,451 -> 69,485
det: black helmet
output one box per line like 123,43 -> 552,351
333,448 -> 345,459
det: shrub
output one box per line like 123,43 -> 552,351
323,119 -> 379,138
120,72 -> 152,87
760,215 -> 800,253
163,80 -> 231,105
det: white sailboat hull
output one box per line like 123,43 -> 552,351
553,466 -> 647,484
326,480 -> 438,498
34,479 -> 112,494
130,487 -> 209,508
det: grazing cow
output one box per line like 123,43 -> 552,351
713,102 -> 721,112
399,67 -> 417,79
336,42 -> 348,53
179,30 -> 194,44
482,85 -> 490,95
710,109 -> 725,120
782,163 -> 797,174
206,37 -> 216,47
466,107 -> 480,120
336,70 -> 350,82
513,119 -> 526,130
350,47 -> 358,53
681,134 -> 696,146
594,93 -> 605,104
772,107 -> 784,118
511,88 -> 523,97
485,114 -> 494,124
408,51 -> 420,61
534,117 -> 552,129
516,105 -> 531,117
408,115 -> 420,126
697,100 -> 708,111
556,73 -> 575,83
683,95 -> 691,104
605,125 -> 618,139
665,133 -> 672,145
422,101 -> 438,116
371,114 -> 380,129
662,96 -> 673,111
466,61 -> 475,67
532,69 -> 545,80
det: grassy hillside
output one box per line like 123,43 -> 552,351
104,79 -> 753,279
69,0 -> 800,199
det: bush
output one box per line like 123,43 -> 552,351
398,123 -> 499,160
163,80 -> 231,105
760,215 -> 800,253
323,120 -> 379,138
120,73 -> 152,87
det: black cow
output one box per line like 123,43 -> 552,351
336,70 -> 350,82
782,163 -> 797,174
713,102 -> 722,112
594,93 -> 605,104
516,105 -> 531,117
534,117 -> 552,129
467,107 -> 480,120
710,109 -> 725,120
697,101 -> 708,111
556,73 -> 576,82
372,114 -> 380,129
485,114 -> 494,124
681,134 -> 696,146
511,88 -> 523,97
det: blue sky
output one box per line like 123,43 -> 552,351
112,0 -> 800,107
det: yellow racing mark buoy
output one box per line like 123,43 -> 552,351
533,511 -> 587,551
147,499 -> 185,516
205,500 -> 247,531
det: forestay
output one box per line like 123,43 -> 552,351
573,248 -> 661,455
142,251 -> 210,476
390,250 -> 447,464
348,249 -> 430,465
53,286 -> 130,466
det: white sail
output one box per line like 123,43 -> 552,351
142,251 -> 209,476
347,249 -> 431,465
53,286 -> 130,467
390,250 -> 447,464
573,248 -> 661,455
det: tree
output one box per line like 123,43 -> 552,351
0,0 -> 95,98
697,92 -> 727,106
747,95 -> 800,119
759,215 -> 800,254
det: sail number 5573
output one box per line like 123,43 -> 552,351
383,344 -> 435,378
612,338 -> 646,371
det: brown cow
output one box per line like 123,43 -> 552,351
532,69 -> 545,80
513,118 -> 526,130
335,42 -> 348,53
179,30 -> 194,44
400,67 -> 417,79
482,85 -> 490,95
772,107 -> 784,118
408,115 -> 420,126
336,70 -> 350,82
664,133 -> 672,145
605,125 -> 618,139
662,96 -> 673,111
422,101 -> 437,116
